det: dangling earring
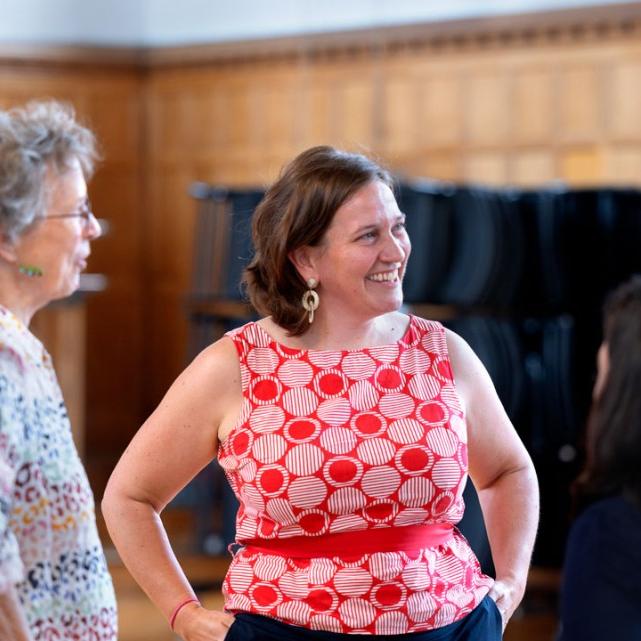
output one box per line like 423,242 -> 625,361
301,278 -> 319,324
18,264 -> 43,277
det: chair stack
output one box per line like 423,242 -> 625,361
186,180 -> 641,566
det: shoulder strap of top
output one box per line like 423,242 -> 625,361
412,316 -> 444,333
224,320 -> 273,361
411,316 -> 450,358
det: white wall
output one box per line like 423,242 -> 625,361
0,0 -> 144,45
0,0 -> 637,47
142,0 -> 641,45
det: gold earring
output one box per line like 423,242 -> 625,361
301,277 -> 319,324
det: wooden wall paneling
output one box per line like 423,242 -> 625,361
89,167 -> 143,274
0,64 -> 145,466
381,61 -> 421,159
559,145 -> 605,183
336,74 -> 377,152
607,58 -> 641,141
415,151 -> 462,183
258,69 -> 299,151
5,7 -> 641,470
225,77 -> 258,153
511,150 -> 557,186
299,61 -> 341,150
82,76 -> 145,459
558,64 -> 604,143
511,67 -> 556,146
147,167 -> 196,286
85,290 -> 144,452
420,72 -> 465,149
603,145 -> 641,185
149,90 -> 195,161
464,67 -> 511,149
31,302 -> 86,456
463,151 -> 509,185
138,27 -> 641,421
146,285 -> 191,410
297,54 -> 380,155
144,164 -> 198,403
86,164 -> 144,450
85,81 -> 142,162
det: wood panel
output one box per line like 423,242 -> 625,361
31,301 -> 87,456
143,25 -> 641,406
7,5 -> 641,458
0,62 -> 145,466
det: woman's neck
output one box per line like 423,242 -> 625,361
0,270 -> 42,326
270,310 -> 408,352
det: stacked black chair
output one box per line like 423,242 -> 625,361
177,185 -> 265,556
184,179 -> 641,568
397,180 -> 455,303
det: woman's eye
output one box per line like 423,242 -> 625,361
359,231 -> 377,241
394,221 -> 407,232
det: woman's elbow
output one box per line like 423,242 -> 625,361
100,477 -> 122,526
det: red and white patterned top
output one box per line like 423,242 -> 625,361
218,316 -> 493,634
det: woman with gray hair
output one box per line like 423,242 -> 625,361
0,101 -> 116,640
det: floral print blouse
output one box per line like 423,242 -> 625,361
0,305 -> 117,640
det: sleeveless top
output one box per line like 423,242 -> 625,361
218,316 -> 493,635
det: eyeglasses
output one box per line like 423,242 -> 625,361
46,200 -> 96,227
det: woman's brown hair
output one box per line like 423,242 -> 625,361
573,274 -> 641,512
243,146 -> 392,336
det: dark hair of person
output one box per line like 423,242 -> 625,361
573,274 -> 641,512
243,145 -> 393,336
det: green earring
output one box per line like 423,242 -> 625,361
18,264 -> 43,277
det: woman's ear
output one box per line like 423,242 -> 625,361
593,342 -> 610,400
0,234 -> 18,264
288,245 -> 318,284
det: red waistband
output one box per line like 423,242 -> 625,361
240,522 -> 454,558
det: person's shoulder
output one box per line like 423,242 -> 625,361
409,314 -> 444,333
582,496 -> 641,535
569,496 -> 641,555
192,334 -> 241,374
224,318 -> 274,349
0,311 -> 31,374
165,336 -> 242,406
0,342 -> 26,377
439,324 -> 477,373
568,496 -> 641,601
576,495 -> 640,524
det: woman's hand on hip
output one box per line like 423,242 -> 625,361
173,603 -> 235,641
488,577 -> 525,631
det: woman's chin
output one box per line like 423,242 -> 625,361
51,275 -> 81,301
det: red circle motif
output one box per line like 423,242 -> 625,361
253,379 -> 279,402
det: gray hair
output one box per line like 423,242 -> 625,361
0,100 -> 99,242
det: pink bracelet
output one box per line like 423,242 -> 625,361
169,597 -> 201,630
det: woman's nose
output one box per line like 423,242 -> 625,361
381,232 -> 407,262
85,212 -> 102,240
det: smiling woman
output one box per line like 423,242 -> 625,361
0,101 -> 116,641
103,145 -> 539,641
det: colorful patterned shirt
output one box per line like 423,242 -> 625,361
0,305 -> 117,640
219,316 -> 493,634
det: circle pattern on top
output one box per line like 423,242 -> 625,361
219,316 -> 493,634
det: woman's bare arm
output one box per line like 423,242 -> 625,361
102,337 -> 242,640
446,329 -> 539,627
0,586 -> 33,641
